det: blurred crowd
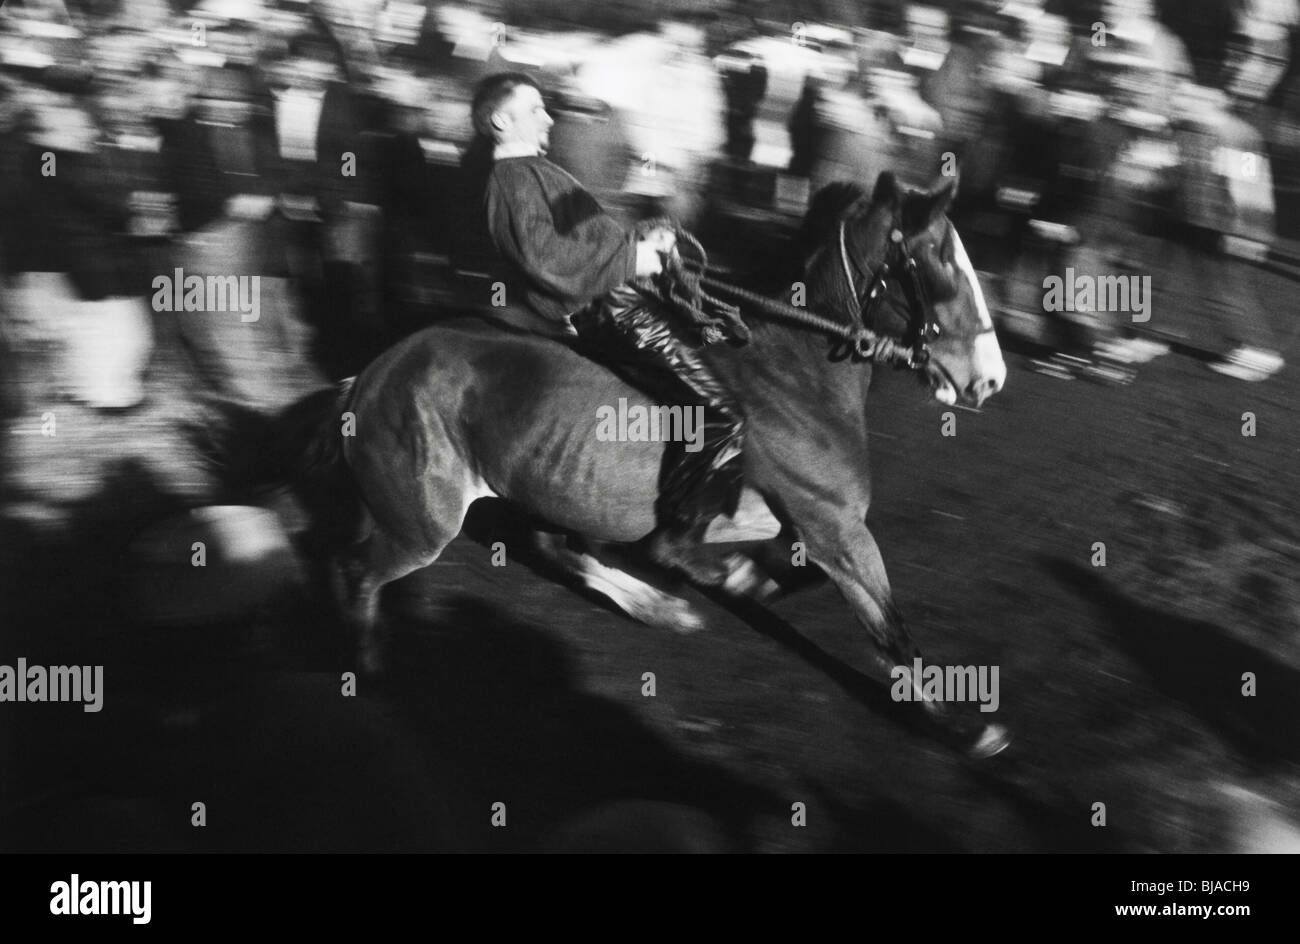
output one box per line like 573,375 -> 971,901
0,0 -> 1295,425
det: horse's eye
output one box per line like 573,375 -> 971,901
920,245 -> 959,298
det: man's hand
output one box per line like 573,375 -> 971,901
634,226 -> 677,277
642,226 -> 677,254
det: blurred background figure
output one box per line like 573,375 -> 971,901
997,6 -> 1139,375
263,27 -> 390,375
1220,0 -> 1297,246
309,0 -> 385,84
544,84 -> 634,219
921,0 -> 1017,269
1096,0 -> 1283,380
1169,82 -> 1285,380
367,66 -> 444,337
786,25 -> 934,203
158,15 -> 326,409
942,1 -> 1088,357
1225,0 -> 1298,104
572,11 -> 725,228
719,45 -> 768,165
789,60 -> 898,201
1272,63 -> 1300,241
0,76 -> 151,412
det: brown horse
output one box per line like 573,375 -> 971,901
213,171 -> 1009,756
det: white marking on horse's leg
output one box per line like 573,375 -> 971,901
721,553 -> 781,602
545,539 -> 705,633
969,723 -> 1011,760
703,488 -> 782,543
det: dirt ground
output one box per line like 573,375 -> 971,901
1,254 -> 1298,853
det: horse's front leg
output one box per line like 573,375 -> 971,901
800,514 -> 1010,759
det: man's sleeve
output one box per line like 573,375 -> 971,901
487,163 -> 636,313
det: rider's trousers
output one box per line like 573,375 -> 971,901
571,283 -> 745,529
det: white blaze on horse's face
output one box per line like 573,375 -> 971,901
925,224 -> 1006,408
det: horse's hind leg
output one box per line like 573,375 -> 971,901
336,412 -> 487,672
533,532 -> 706,633
336,518 -> 460,676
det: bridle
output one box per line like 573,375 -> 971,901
695,206 -> 962,370
837,216 -> 943,370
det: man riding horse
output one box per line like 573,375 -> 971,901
203,70 -> 1010,757
469,71 -> 749,580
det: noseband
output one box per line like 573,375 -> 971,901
838,219 -> 942,369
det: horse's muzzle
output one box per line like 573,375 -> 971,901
965,372 -> 1004,408
963,331 -> 1007,407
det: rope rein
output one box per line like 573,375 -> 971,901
631,217 -> 750,346
632,218 -> 916,366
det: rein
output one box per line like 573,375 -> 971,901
678,219 -> 937,369
699,271 -> 914,365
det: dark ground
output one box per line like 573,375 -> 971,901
1,250 -> 1298,853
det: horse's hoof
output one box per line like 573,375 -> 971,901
357,644 -> 385,681
968,723 -> 1011,760
666,601 -> 707,634
648,533 -> 731,587
571,550 -> 707,633
721,554 -> 780,602
638,594 -> 706,634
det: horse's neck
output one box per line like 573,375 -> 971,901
708,320 -> 872,425
705,225 -> 873,427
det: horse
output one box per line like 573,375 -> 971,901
208,170 -> 1010,757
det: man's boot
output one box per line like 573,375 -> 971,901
647,403 -> 745,585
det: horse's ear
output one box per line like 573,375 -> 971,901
933,171 -> 959,209
901,174 -> 959,234
870,170 -> 901,208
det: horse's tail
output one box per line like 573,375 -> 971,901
194,379 -> 360,547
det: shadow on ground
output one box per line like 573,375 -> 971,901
1047,558 -> 1300,768
1,469 -> 781,851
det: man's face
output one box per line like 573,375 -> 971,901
494,83 -> 553,154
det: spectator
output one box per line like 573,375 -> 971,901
0,85 -> 151,411
158,31 -> 322,409
265,30 -> 390,372
572,12 -> 725,228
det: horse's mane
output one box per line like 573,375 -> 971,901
794,181 -> 869,264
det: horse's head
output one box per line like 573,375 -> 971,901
805,172 -> 1006,407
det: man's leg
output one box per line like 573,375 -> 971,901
1185,226 -> 1285,380
573,288 -> 744,582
